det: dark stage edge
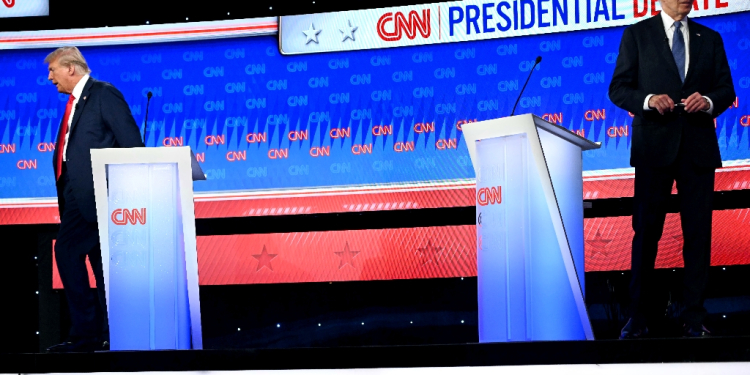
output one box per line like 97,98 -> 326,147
2,337 -> 750,373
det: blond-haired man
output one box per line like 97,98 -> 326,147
45,47 -> 144,352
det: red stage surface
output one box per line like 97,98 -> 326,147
53,208 -> 750,288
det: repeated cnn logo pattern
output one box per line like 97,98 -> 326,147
0,11 -> 747,218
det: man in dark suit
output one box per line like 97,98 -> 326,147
45,47 -> 144,352
609,0 -> 735,338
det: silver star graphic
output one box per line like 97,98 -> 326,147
303,23 -> 322,45
339,20 -> 358,42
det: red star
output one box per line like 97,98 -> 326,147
335,241 -> 360,269
252,245 -> 277,271
417,239 -> 443,265
586,230 -> 613,256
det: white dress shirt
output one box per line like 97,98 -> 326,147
643,13 -> 713,114
63,74 -> 90,161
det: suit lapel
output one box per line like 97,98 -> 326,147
68,77 -> 94,135
684,19 -> 703,85
651,15 -> 682,82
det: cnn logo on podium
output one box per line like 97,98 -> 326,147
111,208 -> 147,225
477,186 -> 502,206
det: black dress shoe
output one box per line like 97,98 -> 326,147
619,318 -> 649,339
46,341 -> 75,353
683,323 -> 711,338
46,337 -> 105,353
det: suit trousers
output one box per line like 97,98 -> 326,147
630,123 -> 715,327
55,164 -> 109,340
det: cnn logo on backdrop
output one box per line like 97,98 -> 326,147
477,186 -> 502,206
2,0 -> 14,8
377,9 -> 430,41
111,208 -> 147,225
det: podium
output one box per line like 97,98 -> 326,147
90,146 -> 205,350
462,114 -> 600,342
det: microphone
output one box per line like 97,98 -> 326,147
142,91 -> 152,144
511,56 -> 542,117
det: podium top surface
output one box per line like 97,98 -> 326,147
462,114 -> 601,151
461,114 -> 600,176
90,146 -> 206,181
530,115 -> 601,151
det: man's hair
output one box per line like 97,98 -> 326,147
44,47 -> 91,75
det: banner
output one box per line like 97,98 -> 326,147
279,0 -> 750,54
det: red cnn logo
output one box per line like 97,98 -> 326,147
477,186 -> 502,206
111,208 -> 147,225
2,0 -> 14,9
377,10 -> 430,42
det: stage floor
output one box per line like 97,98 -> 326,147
2,337 -> 750,374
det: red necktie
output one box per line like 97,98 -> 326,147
55,95 -> 75,181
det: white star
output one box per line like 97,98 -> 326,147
303,23 -> 322,45
339,20 -> 358,42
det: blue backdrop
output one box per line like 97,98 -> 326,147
0,12 -> 747,199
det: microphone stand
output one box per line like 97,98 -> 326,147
142,91 -> 152,145
511,56 -> 542,117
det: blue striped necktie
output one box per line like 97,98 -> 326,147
672,21 -> 686,82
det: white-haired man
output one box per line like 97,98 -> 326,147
609,0 -> 735,338
45,47 -> 144,352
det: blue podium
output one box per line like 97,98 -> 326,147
90,146 -> 205,350
462,114 -> 600,342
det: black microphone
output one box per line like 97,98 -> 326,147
142,91 -> 152,144
511,56 -> 542,117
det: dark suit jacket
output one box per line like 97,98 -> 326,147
609,15 -> 735,169
54,77 -> 144,223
